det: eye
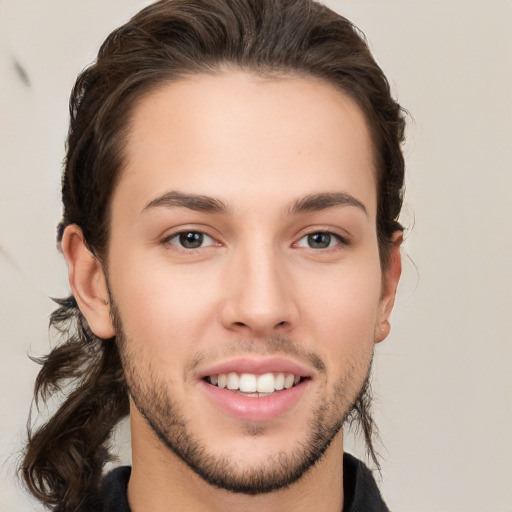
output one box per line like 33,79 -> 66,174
166,231 -> 216,249
295,231 -> 345,249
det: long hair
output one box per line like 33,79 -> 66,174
22,1 -> 406,509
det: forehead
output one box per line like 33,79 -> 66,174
114,71 -> 376,219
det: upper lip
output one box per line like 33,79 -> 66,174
196,357 -> 312,379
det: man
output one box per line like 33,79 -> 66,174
22,1 -> 405,510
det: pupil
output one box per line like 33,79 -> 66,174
308,232 -> 330,249
180,232 -> 203,248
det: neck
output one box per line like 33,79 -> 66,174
127,411 -> 345,512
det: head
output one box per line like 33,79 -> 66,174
23,1 -> 405,510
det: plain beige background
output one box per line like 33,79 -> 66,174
1,1 -> 511,510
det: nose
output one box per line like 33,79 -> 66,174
219,243 -> 299,337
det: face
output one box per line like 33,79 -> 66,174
103,71 -> 398,493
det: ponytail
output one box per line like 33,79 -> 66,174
22,296 -> 129,511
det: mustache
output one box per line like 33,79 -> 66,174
186,335 -> 326,374
108,294 -> 327,375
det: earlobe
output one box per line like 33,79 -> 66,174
61,225 -> 116,339
375,232 -> 403,343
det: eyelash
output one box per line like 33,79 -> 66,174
294,230 -> 349,251
162,228 -> 349,253
163,230 -> 219,252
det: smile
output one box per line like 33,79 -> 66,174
198,357 -> 312,420
207,372 -> 304,395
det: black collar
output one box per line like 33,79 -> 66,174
101,453 -> 390,511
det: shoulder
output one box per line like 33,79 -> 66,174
101,466 -> 132,512
343,453 -> 391,512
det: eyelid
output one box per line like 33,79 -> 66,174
158,225 -> 351,253
292,227 -> 351,248
161,227 -> 221,252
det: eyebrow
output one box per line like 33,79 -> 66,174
142,191 -> 232,215
288,192 -> 368,217
142,190 -> 367,217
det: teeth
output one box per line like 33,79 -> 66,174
239,373 -> 257,392
256,373 -> 275,393
217,373 -> 227,388
274,373 -> 285,391
208,372 -> 302,393
227,372 -> 239,390
284,374 -> 295,389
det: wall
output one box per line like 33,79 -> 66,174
1,1 -> 511,510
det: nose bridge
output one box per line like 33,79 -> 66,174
221,235 -> 298,335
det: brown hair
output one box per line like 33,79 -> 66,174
22,1 -> 406,509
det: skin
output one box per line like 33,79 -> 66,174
62,70 -> 402,512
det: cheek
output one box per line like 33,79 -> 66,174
108,254 -> 219,358
298,258 -> 382,359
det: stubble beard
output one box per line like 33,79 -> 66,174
113,311 -> 373,495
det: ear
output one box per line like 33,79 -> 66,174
61,225 -> 116,339
375,231 -> 403,343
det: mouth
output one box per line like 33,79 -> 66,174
205,372 -> 308,397
197,357 -> 313,421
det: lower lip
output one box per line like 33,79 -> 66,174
199,379 -> 309,422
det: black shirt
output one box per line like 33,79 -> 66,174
101,453 -> 390,511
